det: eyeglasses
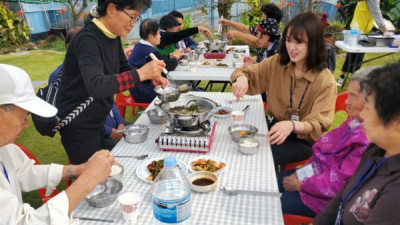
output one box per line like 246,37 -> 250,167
120,10 -> 141,25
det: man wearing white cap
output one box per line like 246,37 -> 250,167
0,64 -> 114,224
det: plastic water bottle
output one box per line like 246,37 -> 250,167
349,21 -> 360,46
152,157 -> 192,224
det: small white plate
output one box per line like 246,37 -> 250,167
188,156 -> 227,175
212,106 -> 232,119
136,158 -> 188,183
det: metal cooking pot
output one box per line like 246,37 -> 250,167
159,95 -> 216,127
203,40 -> 228,52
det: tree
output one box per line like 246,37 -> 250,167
60,0 -> 93,27
198,0 -> 238,32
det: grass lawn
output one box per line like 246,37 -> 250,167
0,49 -> 399,208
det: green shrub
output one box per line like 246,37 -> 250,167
38,36 -> 66,51
0,2 -> 30,53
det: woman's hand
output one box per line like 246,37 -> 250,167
243,56 -> 254,66
152,76 -> 169,88
225,31 -> 238,39
81,150 -> 114,183
282,173 -> 301,192
267,121 -> 293,145
231,75 -> 248,101
170,49 -> 183,60
137,60 -> 166,81
219,18 -> 230,26
198,26 -> 212,38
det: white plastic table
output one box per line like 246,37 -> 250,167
74,92 -> 283,225
335,40 -> 400,88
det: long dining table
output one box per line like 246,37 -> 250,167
168,45 -> 250,82
74,92 -> 283,225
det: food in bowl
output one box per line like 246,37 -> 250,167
201,61 -> 212,65
187,171 -> 218,193
237,137 -> 260,155
212,106 -> 232,118
168,104 -> 205,114
110,164 -> 124,181
228,124 -> 258,142
179,59 -> 189,66
191,158 -> 226,173
215,63 -> 228,67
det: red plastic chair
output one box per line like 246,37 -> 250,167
281,158 -> 311,171
115,92 -> 149,118
14,143 -> 60,204
283,214 -> 313,225
335,91 -> 349,118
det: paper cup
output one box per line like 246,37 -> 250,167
189,62 -> 197,72
232,110 -> 244,124
118,192 -> 141,224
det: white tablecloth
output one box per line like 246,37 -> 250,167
335,40 -> 400,53
74,92 -> 283,225
168,46 -> 250,81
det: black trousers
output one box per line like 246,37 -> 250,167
276,170 -> 317,217
61,134 -> 111,164
341,53 -> 365,73
268,119 -> 312,171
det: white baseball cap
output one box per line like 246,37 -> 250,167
0,64 -> 57,117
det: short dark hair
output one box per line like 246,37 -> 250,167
0,104 -> 15,111
139,19 -> 159,39
261,3 -> 283,23
279,12 -> 327,73
65,26 -> 83,47
96,0 -> 152,17
363,63 -> 400,125
169,10 -> 183,19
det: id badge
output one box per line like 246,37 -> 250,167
296,164 -> 314,181
291,114 -> 300,121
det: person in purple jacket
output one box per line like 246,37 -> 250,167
276,67 -> 376,217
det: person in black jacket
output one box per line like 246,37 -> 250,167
155,14 -> 211,56
128,19 -> 182,103
56,0 -> 169,164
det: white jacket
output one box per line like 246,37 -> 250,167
0,144 -> 72,225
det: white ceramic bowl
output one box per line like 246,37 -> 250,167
212,106 -> 232,119
187,171 -> 218,193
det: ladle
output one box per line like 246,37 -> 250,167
149,52 -> 189,92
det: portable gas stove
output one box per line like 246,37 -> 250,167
157,121 -> 217,153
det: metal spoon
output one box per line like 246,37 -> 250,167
76,217 -> 114,223
242,105 -> 250,113
221,186 -> 281,197
113,154 -> 148,160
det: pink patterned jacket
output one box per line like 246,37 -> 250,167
300,118 -> 369,213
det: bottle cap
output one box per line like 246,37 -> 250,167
164,157 -> 177,168
350,29 -> 358,34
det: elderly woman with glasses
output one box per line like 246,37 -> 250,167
313,62 -> 400,225
56,0 -> 169,164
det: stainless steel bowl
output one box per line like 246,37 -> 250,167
179,59 -> 189,66
154,84 -> 180,103
147,109 -> 168,124
121,124 -> 149,144
85,178 -> 123,208
203,40 -> 228,52
228,124 -> 258,142
237,137 -> 260,155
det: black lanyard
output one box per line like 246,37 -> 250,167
289,76 -> 310,117
1,162 -> 9,183
334,157 -> 388,225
